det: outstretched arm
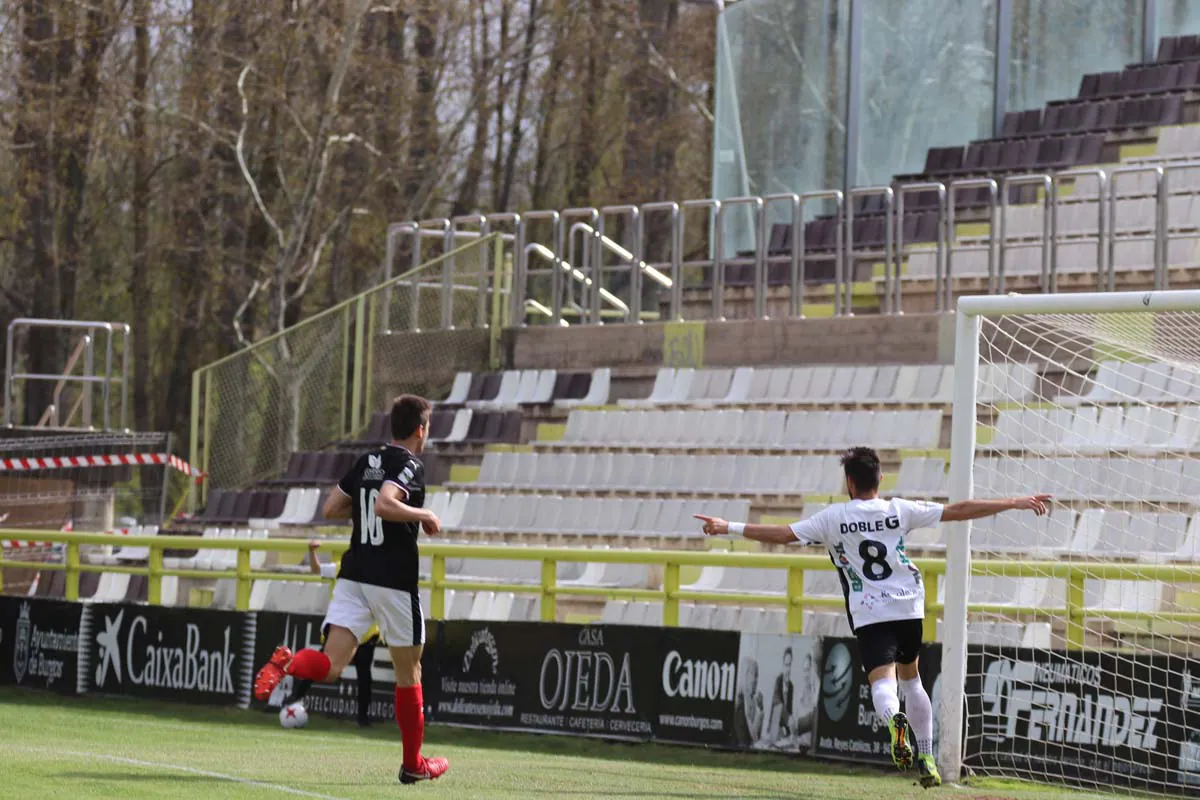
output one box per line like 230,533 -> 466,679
939,494 -> 1051,523
694,515 -> 798,545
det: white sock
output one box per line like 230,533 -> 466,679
871,677 -> 900,724
901,676 -> 934,757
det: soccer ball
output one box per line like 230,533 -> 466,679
279,702 -> 309,729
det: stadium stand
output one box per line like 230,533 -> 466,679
29,33 -> 1200,644
709,36 -> 1200,308
29,336 -> 1200,637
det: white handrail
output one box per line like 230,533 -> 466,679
524,243 -> 630,313
568,223 -> 673,288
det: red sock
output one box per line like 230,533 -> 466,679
395,684 -> 425,771
287,648 -> 331,682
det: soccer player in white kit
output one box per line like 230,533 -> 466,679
696,446 -> 1049,788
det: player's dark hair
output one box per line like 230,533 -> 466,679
783,646 -> 793,660
841,446 -> 881,493
391,394 -> 431,440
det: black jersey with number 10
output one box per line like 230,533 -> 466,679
335,444 -> 426,592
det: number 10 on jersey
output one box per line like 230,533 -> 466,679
360,488 -> 384,545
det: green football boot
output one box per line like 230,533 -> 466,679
887,712 -> 914,771
916,754 -> 942,788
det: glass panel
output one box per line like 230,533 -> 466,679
712,0 -> 850,206
1009,0 -> 1142,112
1157,1 -> 1200,46
857,0 -> 998,187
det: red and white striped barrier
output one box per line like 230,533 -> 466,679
1,519 -> 76,550
2,539 -> 50,549
0,452 -> 204,479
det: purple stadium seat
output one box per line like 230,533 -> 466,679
1177,59 -> 1200,89
160,528 -> 201,562
549,372 -> 573,403
281,451 -> 305,481
124,575 -> 149,603
463,411 -> 489,442
230,491 -> 255,522
498,411 -> 523,443
264,491 -> 287,518
569,371 -> 593,401
922,146 -> 963,175
36,570 -> 66,599
428,408 -> 454,441
356,412 -> 389,444
479,412 -> 505,443
1158,35 -> 1200,64
475,373 -> 502,405
999,110 -> 1043,138
79,571 -> 100,600
200,489 -> 236,522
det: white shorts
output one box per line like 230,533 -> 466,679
323,579 -> 425,647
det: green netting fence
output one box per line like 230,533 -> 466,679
189,235 -> 505,505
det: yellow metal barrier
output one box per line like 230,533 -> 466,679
3,530 -> 1200,646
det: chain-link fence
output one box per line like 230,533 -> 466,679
190,235 -> 504,503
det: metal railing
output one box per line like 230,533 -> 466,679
383,162 -> 1200,327
5,319 -> 131,431
4,529 -> 1198,650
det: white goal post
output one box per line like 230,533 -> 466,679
940,290 -> 1200,791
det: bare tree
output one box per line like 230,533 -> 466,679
498,0 -> 540,210
11,0 -> 120,423
0,0 -> 718,440
131,0 -> 152,431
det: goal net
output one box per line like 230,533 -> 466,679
941,291 -> 1200,796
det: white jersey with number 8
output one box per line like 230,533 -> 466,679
788,497 -> 944,630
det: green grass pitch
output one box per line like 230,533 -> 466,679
0,687 -> 1106,799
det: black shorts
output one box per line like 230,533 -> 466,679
855,618 -> 924,674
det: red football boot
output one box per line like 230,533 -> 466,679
399,756 -> 449,784
253,645 -> 293,701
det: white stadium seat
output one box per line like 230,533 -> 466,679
910,365 -> 948,402
665,368 -> 695,403
825,367 -> 855,402
698,368 -> 733,404
558,368 -> 611,408
709,605 -> 741,630
796,367 -> 830,401
442,492 -> 468,529
719,367 -> 756,404
601,601 -> 626,624
766,368 -> 798,402
737,368 -> 771,404
443,371 -> 472,405
443,409 -> 473,443
867,365 -> 900,401
512,370 -> 540,406
470,370 -> 519,409
685,370 -> 712,403
527,369 -> 557,404
619,368 -> 675,407
849,366 -> 877,398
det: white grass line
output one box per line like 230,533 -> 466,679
8,700 -> 399,751
94,714 -> 401,750
14,746 -> 351,800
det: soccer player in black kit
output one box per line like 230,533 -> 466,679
253,395 -> 448,784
